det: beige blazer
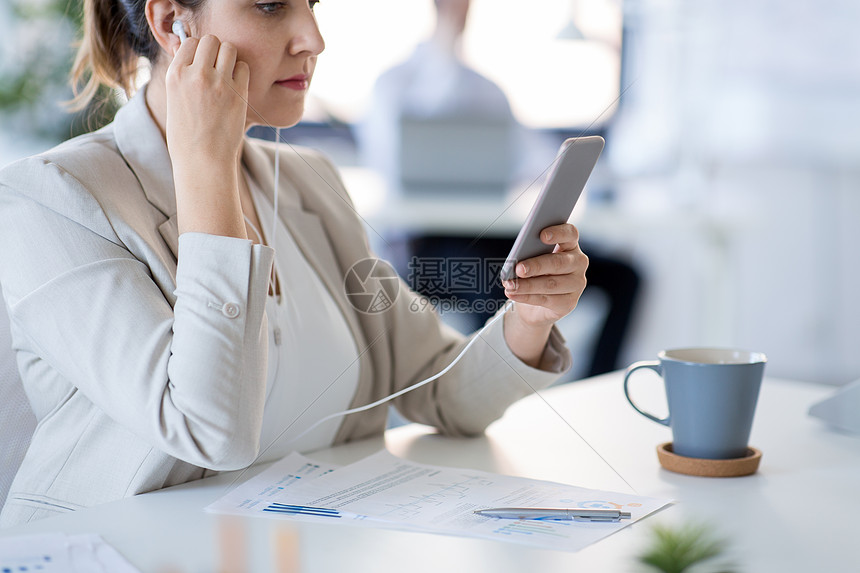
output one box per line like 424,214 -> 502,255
0,86 -> 570,527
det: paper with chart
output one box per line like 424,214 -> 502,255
205,452 -> 376,526
208,450 -> 671,552
0,533 -> 140,572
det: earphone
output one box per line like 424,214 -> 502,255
172,20 -> 188,43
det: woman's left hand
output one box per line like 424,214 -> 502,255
502,223 -> 589,326
500,223 -> 588,368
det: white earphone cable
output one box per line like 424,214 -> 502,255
243,215 -> 263,245
271,128 -> 281,303
263,107 -> 512,451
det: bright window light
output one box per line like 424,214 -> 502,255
310,0 -> 622,129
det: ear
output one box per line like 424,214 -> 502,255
145,0 -> 190,57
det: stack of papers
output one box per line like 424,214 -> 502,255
207,450 -> 671,552
0,533 -> 140,572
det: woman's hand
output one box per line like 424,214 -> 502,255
501,223 -> 589,368
165,35 -> 250,238
166,35 -> 249,165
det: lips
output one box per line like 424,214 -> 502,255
276,74 -> 309,91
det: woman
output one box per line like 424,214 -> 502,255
0,0 -> 587,527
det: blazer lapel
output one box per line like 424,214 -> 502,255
242,140 -> 368,352
112,88 -> 357,317
113,86 -> 180,260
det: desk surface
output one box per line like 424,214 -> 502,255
2,374 -> 855,572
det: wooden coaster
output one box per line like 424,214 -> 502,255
657,442 -> 762,477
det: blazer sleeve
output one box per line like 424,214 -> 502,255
0,157 -> 274,470
389,289 -> 572,436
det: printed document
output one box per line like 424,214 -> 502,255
208,450 -> 671,552
0,533 -> 140,572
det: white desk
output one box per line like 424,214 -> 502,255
2,374 -> 855,572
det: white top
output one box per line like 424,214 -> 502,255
247,176 -> 361,461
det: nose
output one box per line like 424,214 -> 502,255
288,5 -> 326,57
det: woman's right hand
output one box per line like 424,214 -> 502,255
166,35 -> 250,167
164,35 -> 250,238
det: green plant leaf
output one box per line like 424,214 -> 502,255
638,522 -> 736,573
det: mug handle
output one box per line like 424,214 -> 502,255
623,361 -> 670,426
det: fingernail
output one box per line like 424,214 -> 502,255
518,263 -> 528,276
544,231 -> 553,242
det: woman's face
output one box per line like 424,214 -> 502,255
193,0 -> 325,128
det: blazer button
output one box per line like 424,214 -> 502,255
222,302 -> 241,319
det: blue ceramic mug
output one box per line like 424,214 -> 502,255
623,348 -> 766,460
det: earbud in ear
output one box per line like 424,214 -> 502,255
172,20 -> 188,43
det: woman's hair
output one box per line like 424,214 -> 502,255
68,0 -> 205,111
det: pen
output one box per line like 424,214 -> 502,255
473,507 -> 632,522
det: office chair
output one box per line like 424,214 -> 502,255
0,287 -> 37,511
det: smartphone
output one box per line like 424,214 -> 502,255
499,135 -> 604,282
